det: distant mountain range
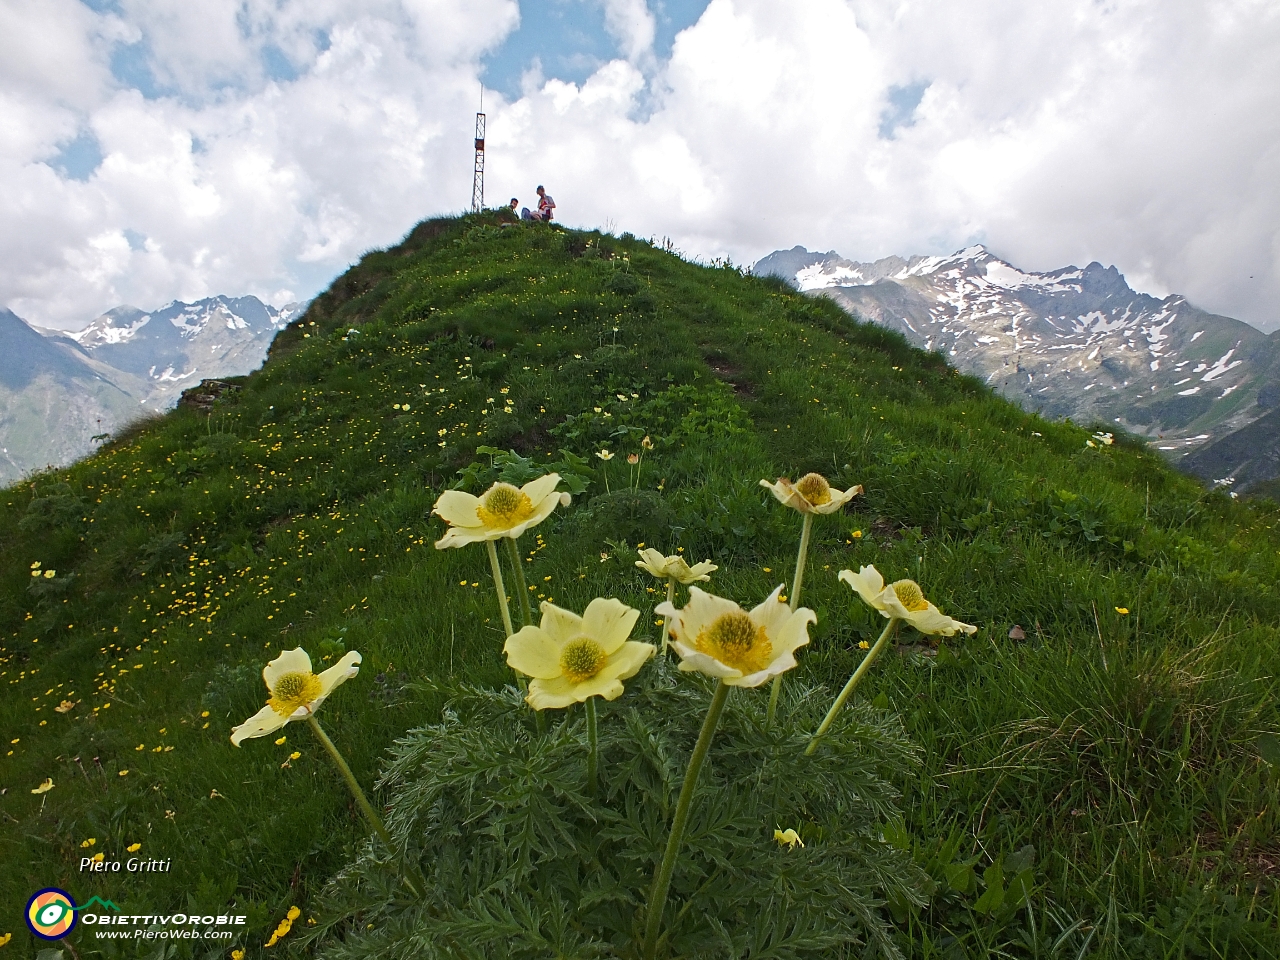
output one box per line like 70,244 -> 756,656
754,245 -> 1280,493
0,296 -> 303,485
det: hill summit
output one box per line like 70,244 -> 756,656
1,213 -> 1277,956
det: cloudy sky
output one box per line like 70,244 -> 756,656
4,0 -> 1279,331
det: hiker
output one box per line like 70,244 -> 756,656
507,198 -> 518,213
536,185 -> 555,221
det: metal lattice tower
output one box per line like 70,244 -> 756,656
471,110 -> 485,213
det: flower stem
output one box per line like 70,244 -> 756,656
307,715 -> 424,897
642,681 -> 731,960
790,512 -> 815,613
661,578 -> 675,654
768,512 -> 815,725
504,535 -> 534,630
485,539 -> 515,638
805,618 -> 899,756
585,696 -> 599,798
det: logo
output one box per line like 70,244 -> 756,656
26,888 -> 78,940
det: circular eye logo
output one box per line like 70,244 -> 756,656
26,888 -> 78,940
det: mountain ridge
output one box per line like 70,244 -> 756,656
755,244 -> 1280,481
0,295 -> 304,484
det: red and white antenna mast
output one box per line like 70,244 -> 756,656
471,86 -> 485,213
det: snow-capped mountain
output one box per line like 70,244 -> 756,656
0,295 -> 306,485
65,295 -> 305,404
754,245 -> 1280,460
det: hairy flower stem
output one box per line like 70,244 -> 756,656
768,512 -> 815,725
485,540 -> 516,638
500,537 -> 544,733
805,618 -> 899,756
585,696 -> 599,798
308,716 -> 425,897
642,681 -> 731,960
661,578 -> 675,654
504,536 -> 535,630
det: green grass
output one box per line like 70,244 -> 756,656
0,212 -> 1277,958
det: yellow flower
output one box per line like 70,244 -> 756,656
230,648 -> 362,746
504,598 -> 654,710
774,827 -> 805,849
760,473 -> 862,515
596,449 -> 614,461
232,950 -> 245,960
274,736 -> 286,745
838,565 -> 977,636
634,548 -> 717,585
858,640 -> 870,650
31,778 -> 54,794
656,586 -> 815,687
127,843 -> 141,853
55,700 -> 76,713
43,569 -> 56,579
432,474 -> 565,548
0,932 -> 11,947
1115,607 -> 1129,615
80,838 -> 96,848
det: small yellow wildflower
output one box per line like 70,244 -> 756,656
1115,607 -> 1129,615
55,700 -> 76,713
0,932 -> 12,947
127,843 -> 141,853
289,751 -> 301,760
275,736 -> 287,745
31,778 -> 54,794
774,828 -> 805,849
232,950 -> 245,960
80,838 -> 96,848
596,449 -> 614,461
858,640 -> 870,650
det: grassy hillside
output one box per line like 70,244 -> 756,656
1,211 -> 1278,958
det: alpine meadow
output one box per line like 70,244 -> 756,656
1,211 -> 1278,959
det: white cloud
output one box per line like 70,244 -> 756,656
2,0 -> 1278,334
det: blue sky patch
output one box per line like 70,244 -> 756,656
482,0 -> 711,100
879,81 -> 929,139
48,131 -> 104,182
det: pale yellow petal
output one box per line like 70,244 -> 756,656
727,650 -> 797,688
504,490 -> 561,539
600,641 -> 656,683
682,560 -> 717,583
231,704 -> 289,746
538,601 -> 583,643
672,643 -> 743,680
263,648 -> 311,691
316,651 -> 362,697
635,548 -> 669,578
838,566 -> 890,613
504,626 -> 563,679
434,525 -> 492,549
771,607 -> 817,659
748,584 -> 791,637
812,484 -> 863,514
432,490 -> 484,528
519,473 -> 562,506
904,604 -> 977,636
526,674 -> 586,710
582,598 -> 639,654
760,478 -> 802,510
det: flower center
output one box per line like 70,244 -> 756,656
795,472 -> 832,506
268,671 -> 323,717
697,611 -> 773,675
476,483 -> 536,528
891,580 -> 929,612
560,636 -> 606,684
